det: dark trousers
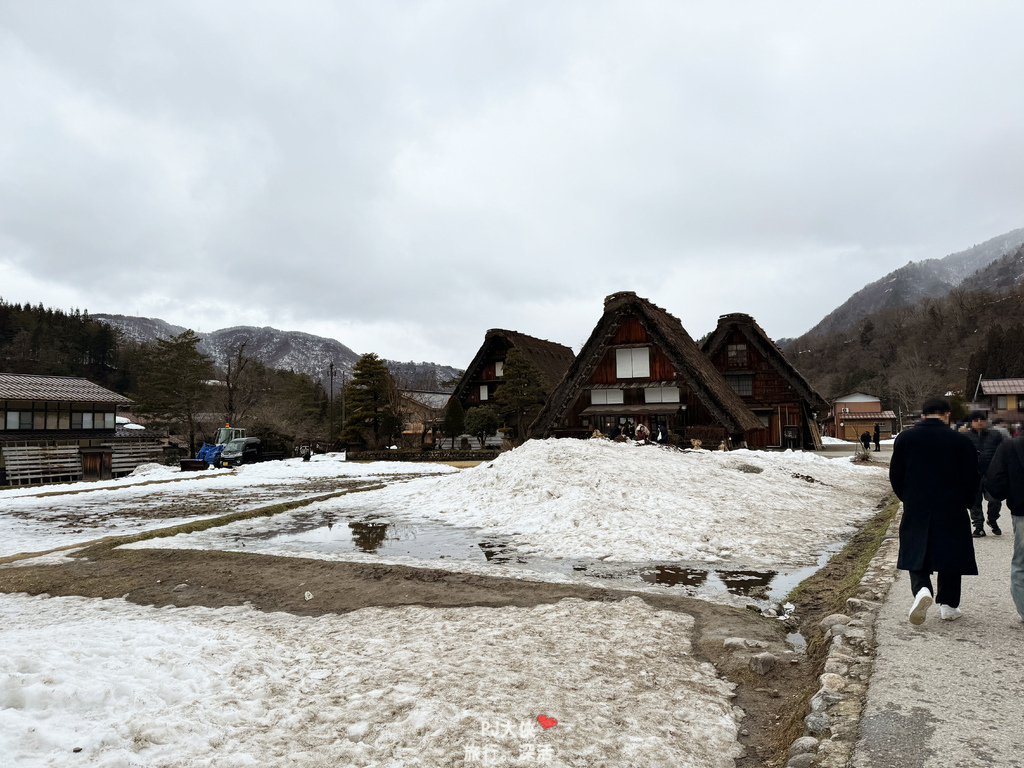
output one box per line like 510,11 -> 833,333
970,478 -> 1002,529
909,569 -> 962,608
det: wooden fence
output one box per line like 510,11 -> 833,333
103,441 -> 166,477
1,446 -> 82,486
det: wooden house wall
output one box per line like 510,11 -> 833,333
708,330 -> 811,447
708,330 -> 800,408
460,340 -> 511,408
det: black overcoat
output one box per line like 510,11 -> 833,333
889,418 -> 980,574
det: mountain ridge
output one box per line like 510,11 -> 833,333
801,226 -> 1024,339
93,314 -> 460,391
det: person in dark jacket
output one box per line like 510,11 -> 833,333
860,430 -> 872,451
986,436 -> 1024,623
966,411 -> 1004,536
890,397 -> 980,623
873,424 -> 881,452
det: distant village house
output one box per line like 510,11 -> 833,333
831,392 -> 896,442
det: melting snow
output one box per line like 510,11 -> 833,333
0,593 -> 740,768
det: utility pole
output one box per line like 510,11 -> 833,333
328,361 -> 335,451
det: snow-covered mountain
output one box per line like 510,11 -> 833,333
801,226 -> 1024,338
93,314 -> 460,390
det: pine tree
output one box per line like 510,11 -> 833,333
340,354 -> 404,449
130,330 -> 214,454
441,396 -> 466,449
494,348 -> 546,443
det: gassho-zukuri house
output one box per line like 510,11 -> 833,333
0,373 -> 161,485
530,292 -> 764,445
452,328 -> 576,411
702,312 -> 829,450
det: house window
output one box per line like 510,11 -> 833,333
5,412 -> 20,430
104,412 -> 115,429
997,395 -> 1008,409
591,389 -> 624,405
615,347 -> 651,378
727,344 -> 747,366
21,412 -> 33,429
644,387 -> 680,404
495,361 -> 503,377
725,375 -> 753,397
479,385 -> 489,401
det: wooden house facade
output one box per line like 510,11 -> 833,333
452,329 -> 575,413
0,373 -> 161,486
832,392 -> 897,441
976,378 -> 1024,424
530,293 -> 763,443
702,313 -> 829,450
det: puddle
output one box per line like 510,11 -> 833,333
239,510 -> 850,607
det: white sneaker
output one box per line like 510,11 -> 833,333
908,587 -> 933,625
939,604 -> 962,621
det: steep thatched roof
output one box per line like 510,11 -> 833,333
452,329 -> 575,403
531,292 -> 763,436
702,313 -> 829,414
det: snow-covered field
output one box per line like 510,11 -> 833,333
133,440 -> 890,568
1,440 -> 892,767
0,592 -> 740,768
0,455 -> 455,558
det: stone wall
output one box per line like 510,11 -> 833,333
347,450 -> 500,463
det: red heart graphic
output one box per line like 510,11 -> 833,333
537,715 -> 557,729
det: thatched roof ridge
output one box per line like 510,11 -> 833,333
452,328 -> 575,403
702,312 -> 829,413
531,293 -> 763,436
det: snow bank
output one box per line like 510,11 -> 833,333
332,439 -> 889,566
0,592 -> 740,768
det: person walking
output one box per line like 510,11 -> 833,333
986,435 -> 1024,624
860,430 -> 872,451
889,397 -> 980,623
966,411 -> 1004,536
873,424 -> 881,452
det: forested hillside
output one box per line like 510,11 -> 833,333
0,300 -> 133,391
784,283 -> 1024,418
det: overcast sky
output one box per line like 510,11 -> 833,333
2,2 -> 1023,367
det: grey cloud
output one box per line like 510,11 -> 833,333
2,1 -> 1023,365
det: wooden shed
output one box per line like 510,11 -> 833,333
530,292 -> 763,444
702,313 -> 829,450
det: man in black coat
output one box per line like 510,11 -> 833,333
986,435 -> 1024,623
965,411 -> 1004,536
889,397 -> 980,624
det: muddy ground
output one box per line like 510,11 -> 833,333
0,492 -> 898,768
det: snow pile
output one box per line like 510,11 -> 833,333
0,593 -> 740,768
332,439 -> 889,566
0,455 -> 456,558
